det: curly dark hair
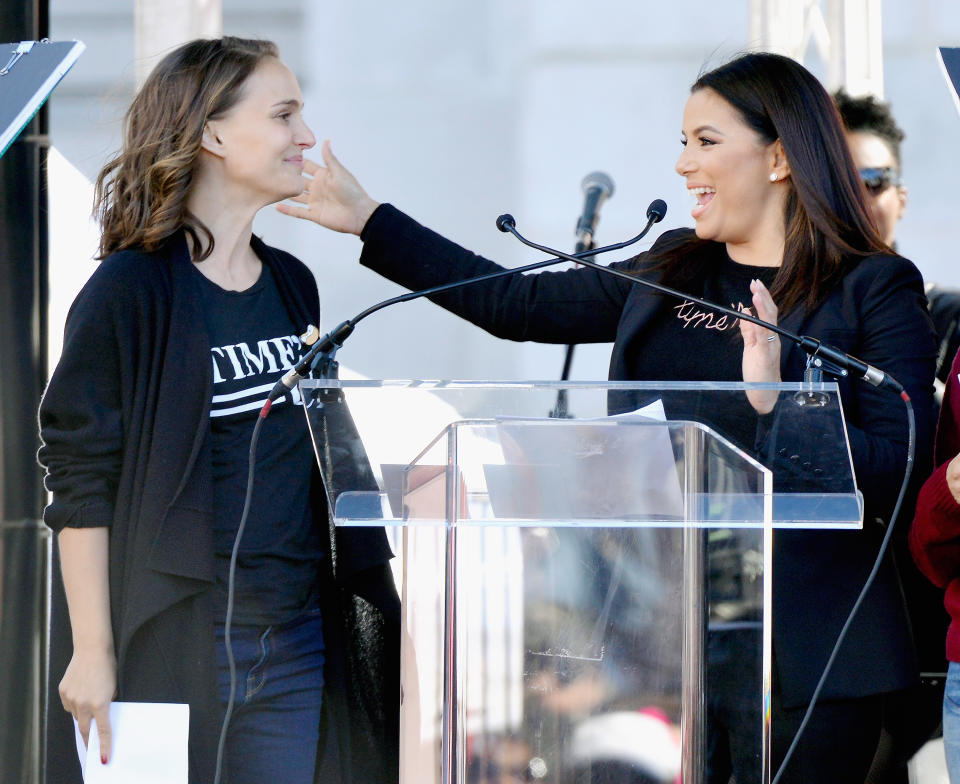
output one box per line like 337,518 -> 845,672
833,88 -> 905,168
94,37 -> 279,260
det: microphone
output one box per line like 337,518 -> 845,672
499,198 -> 665,242
262,205 -> 667,414
498,215 -> 905,395
575,171 -> 615,252
645,199 -> 667,223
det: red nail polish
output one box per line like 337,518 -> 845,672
101,754 -> 107,765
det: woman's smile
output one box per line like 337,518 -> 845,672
689,185 -> 716,219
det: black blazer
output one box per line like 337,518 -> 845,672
359,203 -> 937,706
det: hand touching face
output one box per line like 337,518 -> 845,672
276,140 -> 380,236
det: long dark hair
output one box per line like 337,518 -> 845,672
648,52 -> 890,316
93,37 -> 279,260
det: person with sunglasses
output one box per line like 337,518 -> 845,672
835,89 -> 960,404
834,89 -> 907,249
834,89 -> 951,783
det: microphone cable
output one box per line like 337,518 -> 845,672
771,392 -> 914,783
213,406 -> 268,784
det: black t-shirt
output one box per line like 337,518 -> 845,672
624,254 -> 780,450
635,254 -> 779,383
194,262 -> 324,625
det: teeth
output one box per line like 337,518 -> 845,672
689,186 -> 716,209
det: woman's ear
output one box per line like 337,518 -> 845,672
200,123 -> 224,156
769,139 -> 791,182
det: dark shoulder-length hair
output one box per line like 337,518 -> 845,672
649,52 -> 890,316
93,36 -> 278,260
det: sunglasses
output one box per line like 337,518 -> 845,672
859,166 -> 901,196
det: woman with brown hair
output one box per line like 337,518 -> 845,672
38,37 -> 398,784
281,52 -> 937,782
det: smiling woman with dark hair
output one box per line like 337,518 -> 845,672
280,51 -> 937,782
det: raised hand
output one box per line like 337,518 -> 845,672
739,278 -> 782,414
276,140 -> 380,236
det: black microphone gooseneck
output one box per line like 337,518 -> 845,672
496,212 -> 904,395
260,204 -> 667,417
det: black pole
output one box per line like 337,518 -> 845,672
0,2 -> 53,783
549,239 -> 592,419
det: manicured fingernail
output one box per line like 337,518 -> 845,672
101,754 -> 107,765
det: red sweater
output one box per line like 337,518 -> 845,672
911,348 -> 960,661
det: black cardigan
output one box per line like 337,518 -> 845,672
358,203 -> 938,707
38,232 -> 398,783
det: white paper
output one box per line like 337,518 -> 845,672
490,398 -> 683,520
610,399 -> 667,421
73,702 -> 189,784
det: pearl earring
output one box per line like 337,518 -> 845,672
769,173 -> 778,182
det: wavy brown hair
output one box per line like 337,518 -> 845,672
647,52 -> 891,317
93,37 -> 279,260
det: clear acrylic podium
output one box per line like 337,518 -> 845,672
300,380 -> 862,784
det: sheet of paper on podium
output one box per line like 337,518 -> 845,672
489,399 -> 683,520
73,702 -> 189,784
0,39 -> 84,158
938,47 -> 960,118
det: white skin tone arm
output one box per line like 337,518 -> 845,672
58,526 -> 116,764
278,141 -> 782,412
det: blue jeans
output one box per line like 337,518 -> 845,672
945,661 -> 960,781
215,608 -> 325,784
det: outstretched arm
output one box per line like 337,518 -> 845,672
275,141 -> 633,345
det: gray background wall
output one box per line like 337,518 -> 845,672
47,0 -> 960,381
